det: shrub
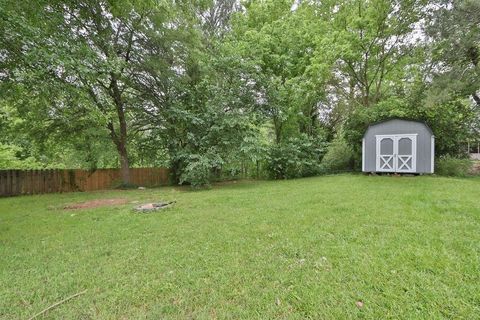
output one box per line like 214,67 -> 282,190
321,135 -> 354,172
0,143 -> 42,169
178,151 -> 224,188
435,155 -> 472,177
266,134 -> 327,179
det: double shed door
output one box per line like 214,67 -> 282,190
375,134 -> 417,173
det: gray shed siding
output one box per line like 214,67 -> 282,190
362,119 -> 434,173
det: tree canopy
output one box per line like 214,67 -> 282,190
0,0 -> 478,185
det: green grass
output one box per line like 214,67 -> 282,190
1,174 -> 480,319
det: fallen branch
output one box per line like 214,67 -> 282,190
28,289 -> 87,320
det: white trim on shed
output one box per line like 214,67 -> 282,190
375,134 -> 417,173
431,135 -> 435,173
362,138 -> 365,172
362,119 -> 434,174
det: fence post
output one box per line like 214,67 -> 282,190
12,170 -> 18,196
36,169 -> 42,194
32,170 -> 37,194
24,170 -> 29,195
41,169 -> 46,194
28,170 -> 34,194
40,169 -> 44,194
6,170 -> 12,196
0,171 -> 5,196
18,170 -> 24,194
53,169 -> 59,192
46,169 -> 51,193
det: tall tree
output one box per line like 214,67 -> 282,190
196,0 -> 242,39
229,0 -> 330,143
0,0 -> 196,184
425,0 -> 480,107
319,0 -> 425,109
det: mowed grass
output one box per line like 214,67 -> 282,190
1,175 -> 480,319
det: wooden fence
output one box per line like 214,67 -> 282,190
0,167 -> 170,197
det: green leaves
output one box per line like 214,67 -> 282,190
0,0 -> 204,174
0,0 -> 477,179
426,0 -> 480,107
266,134 -> 328,179
0,143 -> 41,169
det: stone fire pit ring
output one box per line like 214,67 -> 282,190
134,201 -> 176,213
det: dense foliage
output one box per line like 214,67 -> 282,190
0,0 -> 479,184
320,134 -> 354,172
266,134 -> 327,179
435,155 -> 473,177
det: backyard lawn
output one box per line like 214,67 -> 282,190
1,174 -> 479,319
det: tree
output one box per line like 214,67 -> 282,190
425,0 -> 480,107
143,37 -> 264,185
195,0 -> 242,39
1,0 -> 477,179
229,0 -> 331,143
317,0 -> 425,110
0,0 -> 196,184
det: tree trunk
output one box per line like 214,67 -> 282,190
473,92 -> 480,107
116,117 -> 130,185
118,143 -> 130,186
170,157 -> 182,185
273,115 -> 282,144
110,75 -> 130,185
469,48 -> 479,107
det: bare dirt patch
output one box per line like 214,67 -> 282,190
64,198 -> 129,210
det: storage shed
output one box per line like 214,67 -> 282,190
362,119 -> 434,174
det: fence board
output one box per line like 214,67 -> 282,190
0,171 -> 5,196
0,167 -> 170,197
12,170 -> 17,195
6,170 -> 11,196
2,171 -> 7,196
32,170 -> 38,194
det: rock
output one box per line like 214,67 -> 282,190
134,201 -> 176,213
275,298 -> 281,306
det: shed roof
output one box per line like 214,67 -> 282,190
364,118 -> 434,136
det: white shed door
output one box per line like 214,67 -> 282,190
376,136 -> 396,172
376,134 -> 417,173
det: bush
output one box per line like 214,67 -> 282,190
178,151 -> 224,188
0,143 -> 42,169
320,135 -> 354,172
435,155 -> 472,177
266,134 -> 327,179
